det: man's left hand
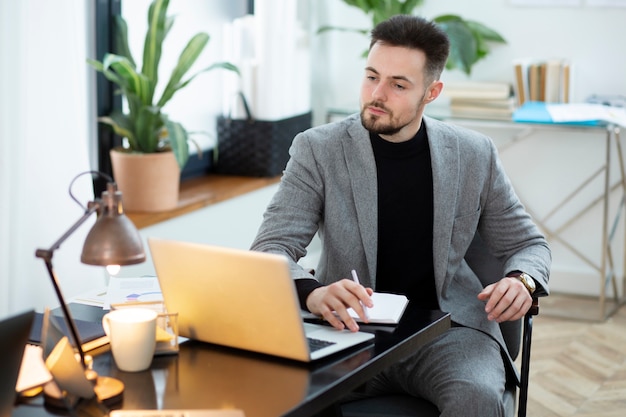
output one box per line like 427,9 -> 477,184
477,277 -> 532,322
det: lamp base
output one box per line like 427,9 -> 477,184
93,376 -> 125,406
43,374 -> 124,409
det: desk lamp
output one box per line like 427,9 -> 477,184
35,171 -> 146,406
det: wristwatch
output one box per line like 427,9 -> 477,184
515,272 -> 536,295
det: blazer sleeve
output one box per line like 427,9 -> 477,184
250,130 -> 325,280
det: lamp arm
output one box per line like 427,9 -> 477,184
35,203 -> 101,369
36,203 -> 101,257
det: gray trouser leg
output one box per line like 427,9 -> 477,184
364,326 -> 507,417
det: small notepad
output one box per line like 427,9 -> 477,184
348,292 -> 409,324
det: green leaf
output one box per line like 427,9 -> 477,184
437,18 -> 477,75
134,105 -> 162,153
163,117 -> 189,168
104,54 -> 153,105
343,0 -> 377,13
98,112 -> 135,146
113,16 -> 136,68
317,25 -> 369,36
400,0 -> 424,14
142,0 -> 169,101
466,20 -> 506,43
157,32 -> 209,107
87,58 -> 124,87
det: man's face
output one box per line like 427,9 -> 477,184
360,42 -> 442,143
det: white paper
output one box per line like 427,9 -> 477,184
347,292 -> 409,324
71,286 -> 108,307
104,276 -> 163,310
547,103 -> 626,127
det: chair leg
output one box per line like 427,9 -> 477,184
518,299 -> 537,417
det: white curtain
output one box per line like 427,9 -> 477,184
0,0 -> 105,318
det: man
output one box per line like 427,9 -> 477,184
250,14 -> 550,416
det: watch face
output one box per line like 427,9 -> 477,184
520,273 -> 536,292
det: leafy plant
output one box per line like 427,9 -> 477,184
318,0 -> 506,76
87,0 -> 238,169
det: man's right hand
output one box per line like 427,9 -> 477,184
305,278 -> 373,332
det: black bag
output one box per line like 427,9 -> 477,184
215,93 -> 312,177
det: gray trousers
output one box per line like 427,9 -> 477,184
361,326 -> 507,417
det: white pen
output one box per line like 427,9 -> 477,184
351,269 -> 370,320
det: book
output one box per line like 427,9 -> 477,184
513,61 -> 527,105
347,292 -> 409,324
28,304 -> 109,353
450,97 -> 515,110
543,59 -> 563,103
448,107 -> 513,121
513,58 -> 571,105
442,81 -> 512,100
448,96 -> 515,121
561,61 -> 571,103
528,62 -> 542,102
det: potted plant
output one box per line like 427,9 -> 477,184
87,0 -> 238,212
318,0 -> 506,76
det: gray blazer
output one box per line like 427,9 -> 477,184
251,113 -> 551,375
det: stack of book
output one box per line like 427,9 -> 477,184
513,58 -> 571,106
442,81 -> 515,120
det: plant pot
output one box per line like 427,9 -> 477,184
110,149 -> 181,212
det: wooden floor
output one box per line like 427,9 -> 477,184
520,293 -> 626,416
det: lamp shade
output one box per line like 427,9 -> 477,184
80,184 -> 146,266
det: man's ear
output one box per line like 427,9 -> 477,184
425,80 -> 444,103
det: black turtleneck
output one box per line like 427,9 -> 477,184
369,122 -> 438,310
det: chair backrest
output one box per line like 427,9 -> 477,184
464,233 -> 521,359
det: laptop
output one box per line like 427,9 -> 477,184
148,238 -> 374,362
0,310 -> 35,417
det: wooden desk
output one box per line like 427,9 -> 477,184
12,305 -> 450,417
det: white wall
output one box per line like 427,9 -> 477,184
0,0 -> 98,318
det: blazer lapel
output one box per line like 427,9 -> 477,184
426,118 -> 460,296
345,121 -> 379,288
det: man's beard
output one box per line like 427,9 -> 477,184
360,101 -> 412,136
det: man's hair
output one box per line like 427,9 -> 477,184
370,15 -> 450,83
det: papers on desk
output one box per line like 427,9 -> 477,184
347,292 -> 409,324
513,101 -> 626,127
104,276 -> 163,309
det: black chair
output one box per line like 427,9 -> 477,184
338,233 -> 541,417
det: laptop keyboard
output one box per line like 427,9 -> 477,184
307,336 -> 336,352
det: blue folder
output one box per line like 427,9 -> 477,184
512,101 -> 604,126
